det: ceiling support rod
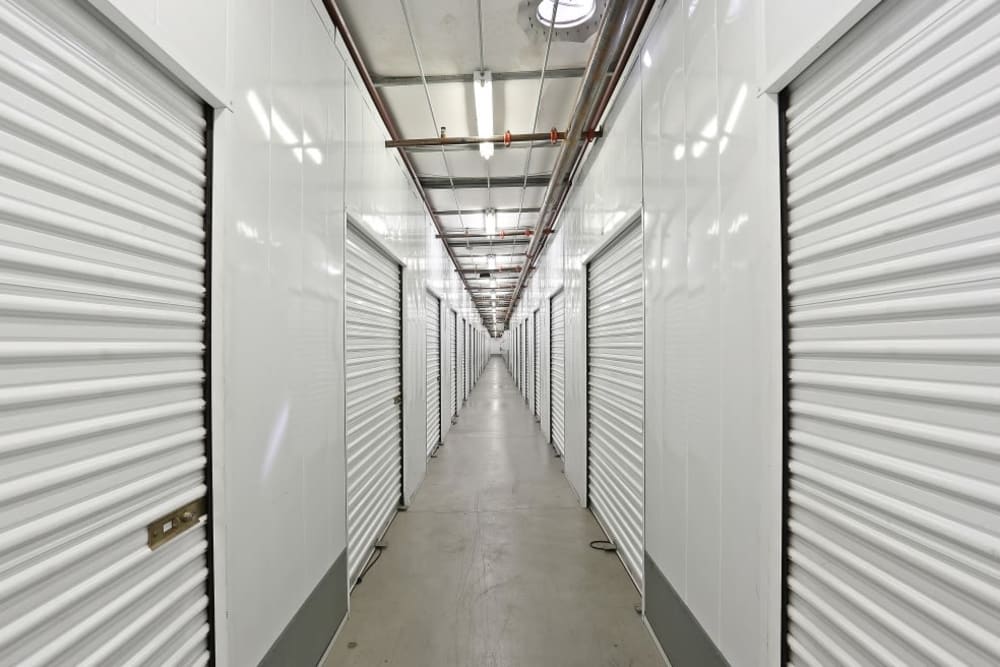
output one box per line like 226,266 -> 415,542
319,0 -> 478,302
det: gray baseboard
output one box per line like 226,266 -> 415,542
644,551 -> 729,667
259,548 -> 348,667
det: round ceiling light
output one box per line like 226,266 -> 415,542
519,0 -> 605,43
536,0 -> 595,28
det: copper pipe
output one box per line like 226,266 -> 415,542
385,130 -> 601,148
436,230 -> 535,239
456,267 -> 524,275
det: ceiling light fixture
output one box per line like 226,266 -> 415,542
484,207 -> 497,236
537,0 -> 596,28
487,254 -> 497,270
473,70 -> 494,160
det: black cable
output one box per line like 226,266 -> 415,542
356,544 -> 386,585
589,539 -> 617,552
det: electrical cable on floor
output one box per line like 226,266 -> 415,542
589,539 -> 617,552
356,544 -> 387,585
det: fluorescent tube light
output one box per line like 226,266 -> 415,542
484,208 -> 497,236
474,70 -> 494,160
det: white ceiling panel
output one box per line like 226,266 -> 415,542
382,83 -> 474,137
527,145 -> 560,174
426,188 -> 463,212
431,150 -> 492,179
340,0 -> 595,78
407,151 -> 450,175
497,78 -> 580,133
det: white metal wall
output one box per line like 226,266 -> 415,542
785,1 -> 1000,663
551,290 -> 566,457
345,226 -> 402,587
425,292 -> 440,457
0,0 -> 211,663
587,221 -> 644,590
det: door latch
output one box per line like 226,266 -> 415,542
147,498 -> 205,550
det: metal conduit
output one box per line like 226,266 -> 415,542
503,0 -> 655,324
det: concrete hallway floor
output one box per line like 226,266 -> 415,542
325,357 -> 664,667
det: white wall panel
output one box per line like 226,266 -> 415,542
82,0 -> 227,105
216,1 -> 349,663
636,0 -> 784,663
762,0 -> 881,91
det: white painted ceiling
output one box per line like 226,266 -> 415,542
338,0 -> 597,332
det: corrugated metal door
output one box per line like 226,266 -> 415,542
425,293 -> 440,457
587,220 -> 644,589
524,320 -> 529,403
0,1 -> 211,663
551,290 -> 566,456
459,319 -> 466,405
513,327 -> 517,386
345,225 -> 402,587
784,1 -> 1000,663
515,325 -> 520,389
533,310 -> 540,416
520,322 -> 526,398
450,310 -> 457,418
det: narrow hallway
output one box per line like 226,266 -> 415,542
326,357 -> 663,666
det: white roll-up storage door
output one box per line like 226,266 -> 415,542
587,221 -> 644,589
518,325 -> 522,391
345,226 -> 402,587
450,310 -> 457,418
0,0 -> 211,663
425,293 -> 440,457
459,319 -> 466,405
520,322 -> 525,397
513,327 -> 517,386
784,1 -> 1000,663
551,291 -> 566,456
533,311 -> 540,416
